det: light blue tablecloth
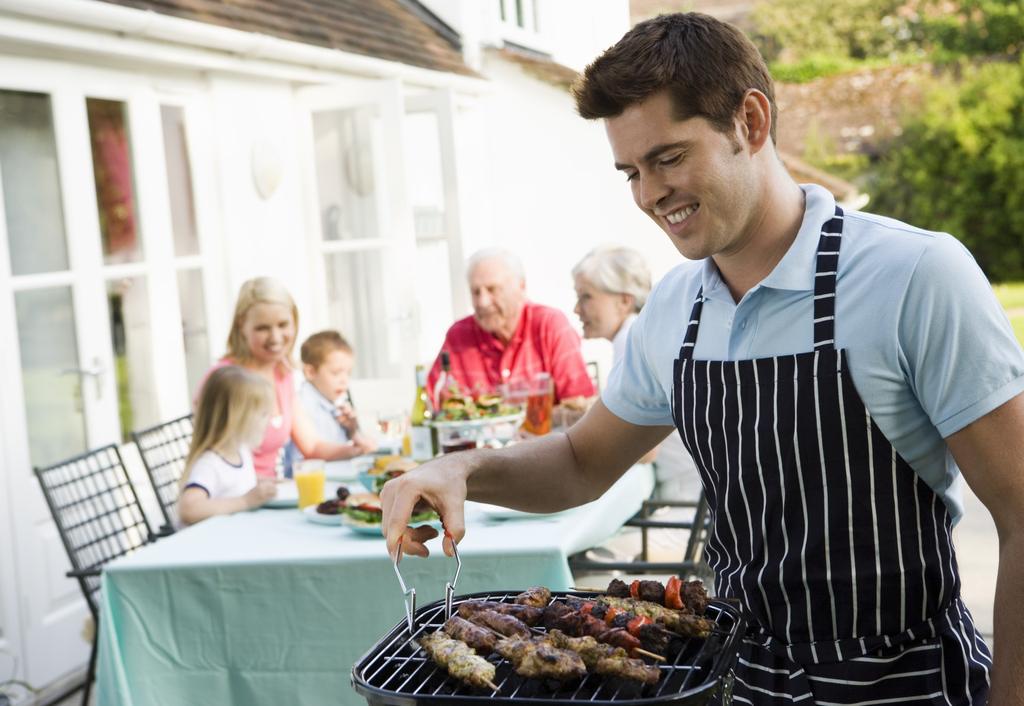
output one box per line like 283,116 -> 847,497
96,464 -> 654,706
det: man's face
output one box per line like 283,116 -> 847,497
469,259 -> 525,336
605,91 -> 758,261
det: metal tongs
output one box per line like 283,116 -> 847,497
393,528 -> 462,634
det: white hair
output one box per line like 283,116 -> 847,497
572,245 -> 651,312
467,248 -> 525,282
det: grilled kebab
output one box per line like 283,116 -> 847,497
515,586 -> 552,607
495,636 -> 588,681
419,631 -> 497,690
606,577 -> 708,614
457,600 -> 544,626
546,630 -> 661,685
457,604 -> 532,638
443,616 -> 498,654
597,596 -> 712,638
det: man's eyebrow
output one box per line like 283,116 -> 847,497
614,141 -> 692,171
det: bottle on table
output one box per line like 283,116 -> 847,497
410,364 -> 438,461
432,350 -> 462,408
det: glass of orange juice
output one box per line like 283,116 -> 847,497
294,459 -> 326,509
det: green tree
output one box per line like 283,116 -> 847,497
869,59 -> 1024,281
752,0 -> 920,63
919,0 -> 1024,59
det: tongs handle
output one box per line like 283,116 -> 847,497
392,528 -> 462,635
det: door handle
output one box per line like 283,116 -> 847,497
61,357 -> 106,399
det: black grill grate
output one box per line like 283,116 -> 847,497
353,591 -> 745,706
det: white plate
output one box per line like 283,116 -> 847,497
473,502 -> 568,521
303,505 -> 344,526
262,480 -> 298,508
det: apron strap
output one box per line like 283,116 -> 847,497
677,286 -> 705,362
679,205 -> 846,360
812,205 -> 845,351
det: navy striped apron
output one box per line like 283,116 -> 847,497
671,206 -> 993,704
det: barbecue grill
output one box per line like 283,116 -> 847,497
351,590 -> 745,706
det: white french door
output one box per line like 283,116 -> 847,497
296,78 -> 420,417
0,58 -> 216,691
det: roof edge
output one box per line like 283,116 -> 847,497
397,0 -> 461,51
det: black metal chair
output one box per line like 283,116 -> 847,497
569,490 -> 714,580
131,413 -> 193,532
35,444 -> 159,706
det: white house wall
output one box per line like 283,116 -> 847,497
470,53 -> 690,382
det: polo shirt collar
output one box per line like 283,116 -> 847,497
699,184 -> 838,299
760,183 -> 837,292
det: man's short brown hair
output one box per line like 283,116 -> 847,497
573,12 -> 777,143
300,330 -> 352,368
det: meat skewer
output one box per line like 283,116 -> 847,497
419,631 -> 499,691
444,612 -> 660,685
456,600 -> 544,626
443,616 -> 498,654
515,586 -> 552,607
597,596 -> 713,638
457,605 -> 532,638
564,597 -> 677,655
495,636 -> 588,681
605,577 -> 709,614
546,629 -> 661,685
543,601 -> 665,661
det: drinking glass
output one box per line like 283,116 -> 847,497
522,374 -> 554,436
294,459 -> 326,509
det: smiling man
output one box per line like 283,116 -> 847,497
383,14 -> 1024,705
426,248 -> 594,405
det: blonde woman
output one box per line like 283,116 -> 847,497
178,366 -> 278,525
197,277 -> 374,478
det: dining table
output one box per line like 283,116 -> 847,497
94,463 -> 655,706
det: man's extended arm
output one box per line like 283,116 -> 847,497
946,392 -> 1024,705
380,400 -> 672,558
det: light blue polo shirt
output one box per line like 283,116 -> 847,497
604,184 -> 1024,522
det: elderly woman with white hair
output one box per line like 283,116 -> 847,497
572,246 -> 699,500
572,246 -> 651,363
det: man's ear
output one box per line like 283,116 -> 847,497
302,363 -> 316,380
737,89 -> 772,154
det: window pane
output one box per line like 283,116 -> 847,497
325,249 -> 400,379
0,90 -> 70,275
313,107 -> 381,242
161,105 -> 200,257
15,287 -> 87,467
177,268 -> 210,397
404,111 -> 446,240
107,277 -> 158,440
87,98 -> 143,264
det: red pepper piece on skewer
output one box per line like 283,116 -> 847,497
665,576 -> 683,610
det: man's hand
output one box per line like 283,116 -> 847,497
380,453 -> 473,560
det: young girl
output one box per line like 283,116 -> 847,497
178,365 -> 279,526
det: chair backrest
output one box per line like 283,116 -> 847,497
131,413 -> 193,530
34,444 -> 155,618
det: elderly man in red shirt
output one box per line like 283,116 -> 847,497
427,248 -> 595,407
